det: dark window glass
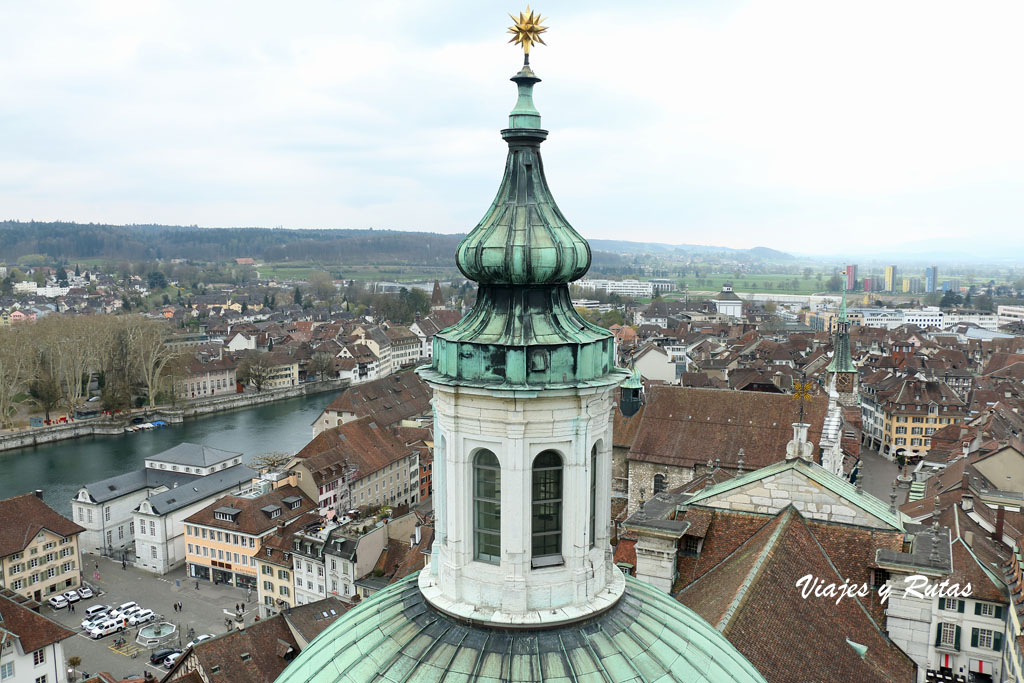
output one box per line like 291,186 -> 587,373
532,450 -> 563,566
473,450 -> 501,564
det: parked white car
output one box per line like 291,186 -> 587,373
47,595 -> 68,610
164,652 -> 182,669
185,634 -> 214,650
128,609 -> 155,626
62,590 -> 81,603
77,586 -> 94,599
84,604 -> 109,620
88,619 -> 123,639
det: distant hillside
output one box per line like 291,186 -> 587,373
589,238 -> 793,261
0,221 -> 786,268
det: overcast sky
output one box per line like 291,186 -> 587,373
2,1 -> 1022,255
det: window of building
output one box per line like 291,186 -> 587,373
895,438 -> 906,446
129,522 -> 134,535
940,597 -> 964,612
0,661 -> 13,680
35,676 -> 47,683
895,427 -> 907,435
911,427 -> 923,435
76,508 -> 83,522
280,586 -> 290,597
151,546 -> 157,559
870,568 -> 889,589
104,506 -> 110,522
938,622 -> 959,649
473,450 -> 501,564
653,473 -> 667,495
911,438 -> 922,446
531,450 -> 563,568
263,580 -> 273,590
976,602 -> 1001,619
972,627 -> 1001,651
33,649 -> 45,665
589,446 -> 598,549
278,569 -> 289,581
86,509 -> 93,524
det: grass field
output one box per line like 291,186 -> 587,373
258,263 -> 461,283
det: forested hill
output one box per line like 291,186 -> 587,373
0,221 -> 629,268
0,221 -> 467,264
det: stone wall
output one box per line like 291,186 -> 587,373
626,461 -> 695,516
700,468 -> 890,529
0,379 -> 347,453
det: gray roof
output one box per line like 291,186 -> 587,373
82,468 -> 199,504
142,465 -> 256,515
148,442 -> 242,468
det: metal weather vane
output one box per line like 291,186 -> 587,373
792,374 -> 815,423
508,6 -> 548,62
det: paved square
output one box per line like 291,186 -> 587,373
45,553 -> 260,680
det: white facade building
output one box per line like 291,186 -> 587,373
996,305 -> 1024,328
575,278 -> 654,298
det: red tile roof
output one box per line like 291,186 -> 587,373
0,493 -> 85,557
0,588 -> 75,652
628,386 -> 828,470
678,507 -> 917,683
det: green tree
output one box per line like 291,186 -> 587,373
293,287 -> 303,305
147,271 -> 168,289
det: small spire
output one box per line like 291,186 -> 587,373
889,482 -> 898,515
736,449 -> 745,475
855,459 -> 864,494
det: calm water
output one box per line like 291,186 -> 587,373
0,391 -> 341,516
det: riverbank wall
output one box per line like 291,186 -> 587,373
0,379 -> 347,452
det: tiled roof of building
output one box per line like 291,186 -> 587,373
184,485 -> 315,535
144,464 -> 256,515
282,596 -> 350,645
149,442 -> 242,468
0,493 -> 85,557
181,612 -> 300,682
628,386 -> 828,471
677,507 -> 917,683
293,417 -> 415,484
320,370 -> 431,428
0,586 -> 75,652
257,513 -> 319,568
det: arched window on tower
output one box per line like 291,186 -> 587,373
653,473 -> 667,495
589,445 -> 598,549
473,450 -> 501,564
532,450 -> 563,568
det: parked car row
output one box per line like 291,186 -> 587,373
150,633 -> 214,669
46,585 -> 94,610
78,601 -> 159,638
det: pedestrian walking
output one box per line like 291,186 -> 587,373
178,601 -> 182,612
195,581 -> 199,590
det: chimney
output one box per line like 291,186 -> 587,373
994,506 -> 1005,541
786,423 -> 813,461
34,490 -> 43,499
276,521 -> 286,537
964,530 -> 974,548
414,523 -> 421,545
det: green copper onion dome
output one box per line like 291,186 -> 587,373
420,61 -> 622,389
455,65 -> 591,286
275,572 -> 768,683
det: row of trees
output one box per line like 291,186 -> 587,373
0,316 -> 177,428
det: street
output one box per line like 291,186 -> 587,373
46,553 -> 259,680
857,442 -> 910,508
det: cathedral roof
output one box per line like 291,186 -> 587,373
275,572 -> 766,683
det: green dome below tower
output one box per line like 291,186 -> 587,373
275,572 -> 768,683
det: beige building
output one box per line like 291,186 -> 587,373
254,513 -> 314,618
0,492 -> 85,603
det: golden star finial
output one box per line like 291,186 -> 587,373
508,6 -> 547,57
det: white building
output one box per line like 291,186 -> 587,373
996,304 -> 1024,328
0,588 -> 75,683
712,283 -> 743,318
575,278 -> 655,298
73,443 -> 244,560
133,463 -> 256,574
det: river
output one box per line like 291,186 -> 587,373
0,390 -> 341,516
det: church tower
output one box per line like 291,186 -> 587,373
416,49 -> 629,625
826,286 -> 858,405
276,13 -> 766,681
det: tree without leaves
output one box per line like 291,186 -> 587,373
307,352 -> 335,380
29,351 -> 61,422
250,451 -> 293,473
0,326 -> 34,428
237,351 -> 275,392
124,316 -> 180,409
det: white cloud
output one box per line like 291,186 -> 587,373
0,0 -> 1022,254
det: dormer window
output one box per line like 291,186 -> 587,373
262,505 -> 282,519
283,496 -> 302,511
214,507 -> 241,523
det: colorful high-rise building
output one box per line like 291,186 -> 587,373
884,265 -> 898,292
845,264 -> 857,291
925,266 -> 937,293
863,277 -> 873,293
